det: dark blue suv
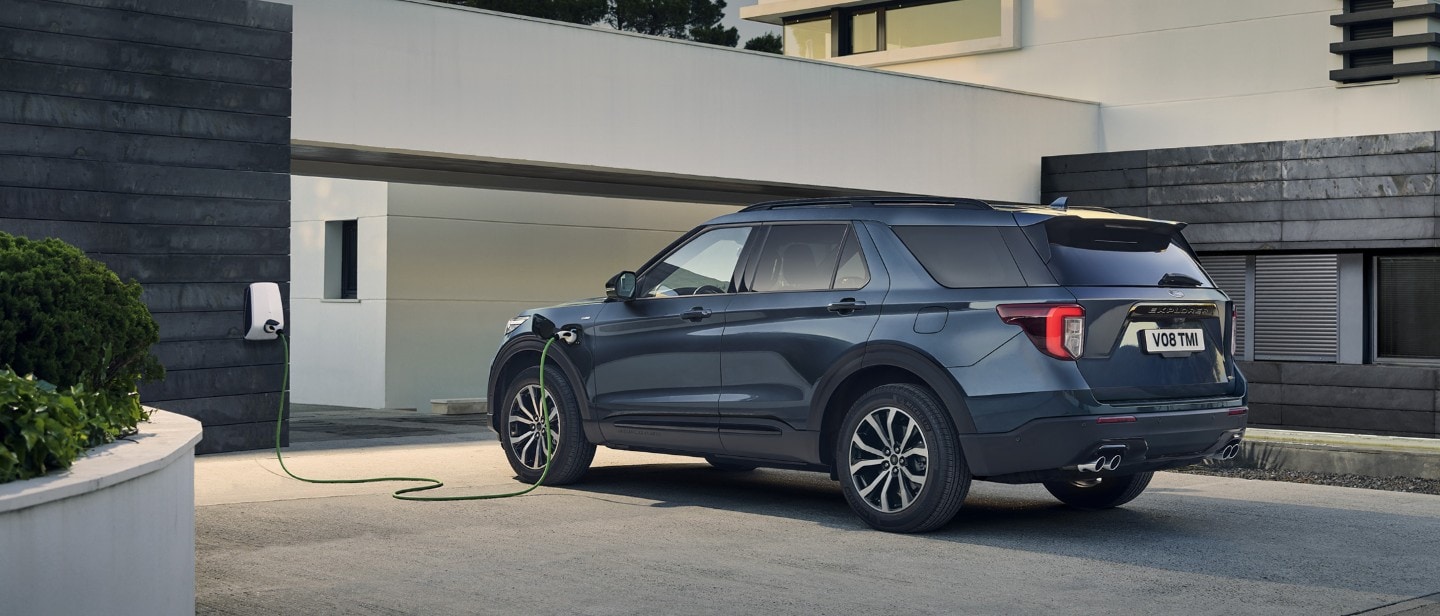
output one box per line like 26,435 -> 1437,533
488,197 -> 1248,532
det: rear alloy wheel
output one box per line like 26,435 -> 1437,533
1043,472 -> 1153,510
836,384 -> 969,533
500,365 -> 595,485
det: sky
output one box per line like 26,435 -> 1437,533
724,0 -> 780,43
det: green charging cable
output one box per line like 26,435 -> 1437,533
273,333 -> 556,501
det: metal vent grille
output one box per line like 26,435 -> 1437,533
1200,256 -> 1249,359
1254,254 -> 1338,361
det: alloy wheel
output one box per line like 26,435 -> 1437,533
508,384 -> 560,470
847,406 -> 929,513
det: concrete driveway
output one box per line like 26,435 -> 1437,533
196,435 -> 1440,615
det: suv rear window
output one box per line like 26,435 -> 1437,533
892,226 -> 1027,288
1024,217 -> 1212,287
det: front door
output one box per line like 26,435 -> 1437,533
590,225 -> 754,453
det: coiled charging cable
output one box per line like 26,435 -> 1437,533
272,334 -> 556,501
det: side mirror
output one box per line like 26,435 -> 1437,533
606,271 -> 638,301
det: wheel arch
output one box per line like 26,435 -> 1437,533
488,337 -> 592,433
810,343 -> 977,470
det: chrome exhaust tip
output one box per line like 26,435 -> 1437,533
1077,457 -> 1107,473
1103,455 -> 1122,471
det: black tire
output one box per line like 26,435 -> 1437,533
704,456 -> 758,472
499,365 -> 595,485
835,384 -> 970,533
1043,472 -> 1154,510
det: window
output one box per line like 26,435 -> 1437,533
783,0 -> 1014,63
833,232 -> 870,290
750,224 -> 849,292
892,225 -> 1025,288
1376,255 -> 1440,360
1030,218 -> 1211,288
784,16 -> 833,59
325,219 -> 358,300
640,226 -> 751,298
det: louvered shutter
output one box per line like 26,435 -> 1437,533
1200,255 -> 1248,359
1376,256 -> 1440,359
1254,254 -> 1338,360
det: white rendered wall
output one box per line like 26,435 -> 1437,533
846,0 -> 1440,151
286,0 -> 1099,204
290,176 -> 390,408
383,184 -> 737,411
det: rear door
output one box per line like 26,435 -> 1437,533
717,222 -> 887,461
1021,215 -> 1240,402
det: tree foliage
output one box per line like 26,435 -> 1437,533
744,32 -> 782,54
435,0 -> 740,47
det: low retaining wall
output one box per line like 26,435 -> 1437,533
1241,361 -> 1440,438
0,410 -> 201,616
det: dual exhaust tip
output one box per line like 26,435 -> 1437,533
1217,442 -> 1241,461
1077,454 -> 1123,473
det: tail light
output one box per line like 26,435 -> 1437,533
996,303 -> 1085,360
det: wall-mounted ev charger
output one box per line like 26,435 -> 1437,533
244,282 -> 285,341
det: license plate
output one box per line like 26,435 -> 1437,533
1144,328 -> 1204,353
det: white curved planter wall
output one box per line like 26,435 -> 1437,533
0,410 -> 201,616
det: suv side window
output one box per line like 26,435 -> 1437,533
833,231 -> 870,290
892,225 -> 1027,288
750,224 -> 850,292
639,226 -> 751,298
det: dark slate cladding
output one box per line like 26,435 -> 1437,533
0,0 -> 292,454
1039,131 -> 1440,252
1041,132 -> 1440,438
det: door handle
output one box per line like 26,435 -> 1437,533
827,299 -> 866,314
680,307 -> 713,321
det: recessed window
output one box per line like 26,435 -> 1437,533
749,224 -> 849,292
1376,255 -> 1440,360
325,220 -> 358,300
784,0 -> 1014,64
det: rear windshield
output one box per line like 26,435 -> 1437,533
1024,217 -> 1212,287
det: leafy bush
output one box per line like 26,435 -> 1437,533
0,232 -> 161,483
0,232 -> 162,394
0,370 -> 149,482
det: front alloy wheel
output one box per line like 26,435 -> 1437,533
507,383 -> 559,471
499,365 -> 595,485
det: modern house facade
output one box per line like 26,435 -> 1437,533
2,0 -> 1436,450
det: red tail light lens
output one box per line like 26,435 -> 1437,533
996,303 -> 1086,360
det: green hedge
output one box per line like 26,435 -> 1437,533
0,232 -> 161,483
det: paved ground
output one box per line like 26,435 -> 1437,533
196,423 -> 1440,616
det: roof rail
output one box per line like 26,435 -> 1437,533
740,196 -> 996,212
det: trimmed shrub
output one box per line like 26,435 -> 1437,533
0,232 -> 161,483
0,232 -> 162,394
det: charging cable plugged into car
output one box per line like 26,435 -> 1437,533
248,280 -> 569,502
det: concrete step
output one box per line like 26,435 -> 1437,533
1240,428 -> 1440,480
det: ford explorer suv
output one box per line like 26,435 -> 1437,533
487,197 -> 1248,533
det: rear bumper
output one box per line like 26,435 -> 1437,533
958,406 -> 1248,482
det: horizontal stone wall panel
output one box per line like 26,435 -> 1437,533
1273,384 -> 1434,412
139,363 -> 284,401
1281,176 -> 1437,200
1147,142 -> 1284,167
0,92 -> 290,144
1147,202 -> 1282,224
1282,153 -> 1437,181
46,0 -> 292,32
1281,132 -> 1437,160
1283,218 -> 1437,242
1247,382 -> 1283,404
1279,197 -> 1439,221
1148,182 -> 1284,205
1040,151 -> 1146,175
153,339 -> 283,371
0,0 -> 291,59
1274,404 -> 1436,436
0,155 -> 288,200
1148,161 -> 1281,186
0,219 -> 288,255
95,253 -> 288,284
0,187 -> 288,227
153,311 -> 246,341
1041,187 -> 1149,208
0,122 -> 289,172
1200,239 -> 1440,252
1246,403 -> 1283,425
1279,361 -> 1440,390
194,421 -> 285,454
141,282 -> 289,313
158,392 -> 285,426
1040,168 -> 1147,193
0,26 -> 289,88
0,59 -> 289,116
1236,360 -> 1281,382
1179,221 -> 1283,245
